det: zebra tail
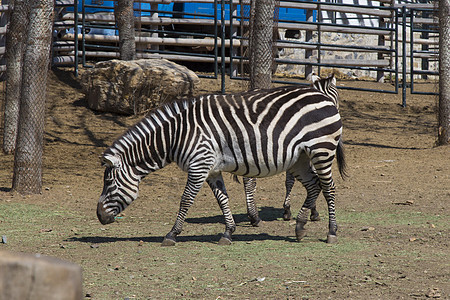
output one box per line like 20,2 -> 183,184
336,138 -> 348,179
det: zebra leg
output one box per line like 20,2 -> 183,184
243,177 -> 261,227
295,178 -> 321,241
310,205 -> 321,221
320,179 -> 338,244
283,172 -> 295,220
162,171 -> 207,246
284,172 -> 320,221
311,152 -> 339,244
207,174 -> 236,245
290,155 -> 322,242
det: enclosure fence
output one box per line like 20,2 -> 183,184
0,0 -> 442,105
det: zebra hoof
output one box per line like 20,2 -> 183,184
218,236 -> 232,245
283,210 -> 292,221
295,229 -> 307,242
161,237 -> 176,247
327,234 -> 338,244
310,214 -> 321,222
250,217 -> 262,227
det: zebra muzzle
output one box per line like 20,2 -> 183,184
97,202 -> 116,225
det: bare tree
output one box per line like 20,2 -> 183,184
3,0 -> 31,154
438,0 -> 450,145
115,0 -> 136,60
12,0 -> 54,194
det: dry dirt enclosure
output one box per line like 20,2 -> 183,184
0,68 -> 449,299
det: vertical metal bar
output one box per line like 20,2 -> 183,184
394,7 -> 399,95
377,2 -> 386,82
305,8 -> 313,79
82,0 -> 86,67
410,8 -> 415,95
214,0 -> 218,78
221,0 -> 226,94
402,5 -> 407,107
74,0 -> 78,76
229,0 -> 234,77
317,2 -> 322,76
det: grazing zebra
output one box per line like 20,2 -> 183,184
243,74 -> 341,226
97,78 -> 346,245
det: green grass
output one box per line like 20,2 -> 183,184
1,201 -> 448,299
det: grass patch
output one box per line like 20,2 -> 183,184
0,202 -> 78,248
338,209 -> 448,227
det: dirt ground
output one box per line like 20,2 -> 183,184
0,68 -> 449,299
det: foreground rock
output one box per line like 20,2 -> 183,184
81,59 -> 200,115
0,251 -> 82,300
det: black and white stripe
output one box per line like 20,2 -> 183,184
97,76 -> 346,245
243,74 -> 344,227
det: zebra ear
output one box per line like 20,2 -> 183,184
328,74 -> 337,86
311,74 -> 321,84
101,155 -> 120,168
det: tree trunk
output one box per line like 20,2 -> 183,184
115,0 -> 136,61
249,0 -> 275,90
438,0 -> 450,145
3,0 -> 31,154
12,0 -> 54,194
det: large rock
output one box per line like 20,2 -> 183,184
81,59 -> 200,115
0,251 -> 83,300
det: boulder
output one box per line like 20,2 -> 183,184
0,251 -> 83,300
81,59 -> 200,115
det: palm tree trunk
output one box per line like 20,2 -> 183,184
115,0 -> 136,61
12,0 -> 54,194
3,0 -> 31,154
438,0 -> 450,145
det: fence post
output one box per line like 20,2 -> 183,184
438,0 -> 450,145
305,8 -> 314,79
401,6 -> 407,107
150,3 -> 159,52
377,2 -> 386,83
12,0 -> 54,194
249,0 -> 275,89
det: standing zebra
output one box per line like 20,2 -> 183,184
97,77 -> 346,245
243,74 -> 342,226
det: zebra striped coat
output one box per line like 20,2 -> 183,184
243,74 -> 344,226
97,78 -> 345,245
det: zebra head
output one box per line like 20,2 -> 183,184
97,152 -> 140,225
311,74 -> 339,108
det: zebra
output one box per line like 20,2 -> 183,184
243,74 -> 341,226
97,76 -> 346,246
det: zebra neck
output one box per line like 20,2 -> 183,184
135,113 -> 175,173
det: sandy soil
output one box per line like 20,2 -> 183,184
0,68 -> 448,299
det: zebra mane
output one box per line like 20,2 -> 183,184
155,97 -> 196,119
310,74 -> 339,108
102,96 -> 201,165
